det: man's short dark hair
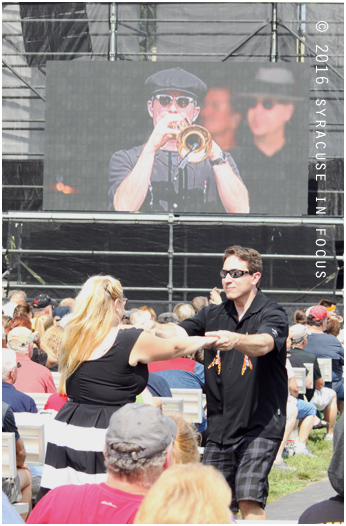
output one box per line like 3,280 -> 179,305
306,317 -> 325,328
223,245 -> 263,275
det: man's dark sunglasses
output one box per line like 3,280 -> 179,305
248,98 -> 279,110
154,94 -> 195,108
220,269 -> 251,279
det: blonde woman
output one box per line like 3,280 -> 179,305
134,463 -> 236,524
37,275 -> 217,503
40,325 -> 64,371
33,314 -> 54,339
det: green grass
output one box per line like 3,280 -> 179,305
267,428 -> 333,504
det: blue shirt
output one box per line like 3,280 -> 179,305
2,383 -> 38,414
154,366 -> 205,390
2,491 -> 25,524
305,332 -> 344,387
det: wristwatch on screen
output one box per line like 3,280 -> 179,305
209,151 -> 228,166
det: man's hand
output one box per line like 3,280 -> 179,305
145,112 -> 190,153
205,330 -> 240,351
209,287 -> 223,305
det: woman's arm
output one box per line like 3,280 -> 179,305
129,331 -> 216,366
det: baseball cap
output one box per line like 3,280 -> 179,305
32,294 -> 52,309
7,327 -> 35,347
145,67 -> 207,100
306,305 -> 331,321
106,403 -> 177,460
53,306 -> 71,320
289,324 -> 308,343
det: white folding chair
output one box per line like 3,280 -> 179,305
170,388 -> 203,424
303,362 -> 314,381
2,432 -> 17,481
24,392 -> 51,412
51,371 -> 61,391
317,358 -> 333,383
14,422 -> 46,466
160,397 -> 184,418
292,367 -> 306,395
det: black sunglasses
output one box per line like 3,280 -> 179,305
220,269 -> 251,279
248,98 -> 279,110
154,94 -> 195,108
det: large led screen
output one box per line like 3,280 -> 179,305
43,61 -> 310,215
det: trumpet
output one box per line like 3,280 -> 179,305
173,118 -> 212,163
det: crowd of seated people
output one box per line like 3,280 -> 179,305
1,287 -> 344,523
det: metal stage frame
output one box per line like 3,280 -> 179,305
2,3 -> 344,313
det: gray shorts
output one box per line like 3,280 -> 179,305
2,474 -> 22,504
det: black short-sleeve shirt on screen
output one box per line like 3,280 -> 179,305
180,290 -> 288,445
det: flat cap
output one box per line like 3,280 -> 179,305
145,67 -> 207,100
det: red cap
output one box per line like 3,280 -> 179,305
306,305 -> 331,321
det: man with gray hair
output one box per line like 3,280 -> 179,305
289,323 -> 337,440
27,403 -> 176,524
2,348 -> 37,413
7,327 -> 56,394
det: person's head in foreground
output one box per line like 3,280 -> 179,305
104,402 -> 177,489
134,462 -> 235,524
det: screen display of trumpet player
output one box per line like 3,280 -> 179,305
108,67 -> 249,214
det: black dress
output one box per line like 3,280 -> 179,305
37,327 -> 147,501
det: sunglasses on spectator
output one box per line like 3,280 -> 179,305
248,98 -> 280,110
122,297 -> 128,306
220,269 -> 252,279
153,94 -> 195,108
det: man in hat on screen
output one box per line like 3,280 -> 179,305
108,67 -> 249,214
232,65 -> 308,215
27,403 -> 176,524
243,66 -> 300,158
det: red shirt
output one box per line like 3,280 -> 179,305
148,357 -> 197,373
26,483 -> 144,524
15,354 -> 56,394
44,392 -> 68,411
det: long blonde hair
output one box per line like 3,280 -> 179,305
41,325 -> 64,358
59,275 -> 123,394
